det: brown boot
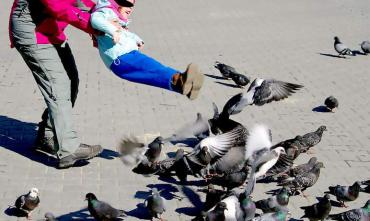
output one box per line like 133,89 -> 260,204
171,63 -> 204,100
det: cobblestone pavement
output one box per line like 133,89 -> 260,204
0,0 -> 369,220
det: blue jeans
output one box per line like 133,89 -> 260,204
110,50 -> 178,91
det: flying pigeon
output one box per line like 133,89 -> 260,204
279,162 -> 324,197
334,36 -> 353,57
301,194 -> 332,221
145,188 -> 166,221
85,193 -> 126,221
329,199 -> 370,221
168,112 -> 210,142
221,78 -> 303,116
214,61 -> 238,79
206,201 -> 228,221
208,102 -> 245,134
297,126 -> 327,154
327,181 -> 361,207
14,187 -> 40,219
230,72 -> 250,88
255,187 -> 290,213
360,41 -> 370,54
325,96 -> 339,112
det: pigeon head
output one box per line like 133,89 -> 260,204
44,212 -> 56,220
308,157 -> 318,165
334,36 -> 340,43
29,188 -> 39,198
151,188 -> 161,196
85,193 -> 97,201
318,125 -> 327,131
314,162 -> 324,169
215,202 -> 228,211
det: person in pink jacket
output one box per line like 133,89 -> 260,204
9,0 -> 103,169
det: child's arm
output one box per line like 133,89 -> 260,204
90,9 -> 121,39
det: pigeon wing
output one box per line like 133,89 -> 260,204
221,92 -> 248,116
245,124 -> 272,160
253,79 -> 303,106
117,136 -> 147,166
168,113 -> 210,142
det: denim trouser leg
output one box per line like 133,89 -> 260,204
15,43 -> 80,158
110,50 -> 178,91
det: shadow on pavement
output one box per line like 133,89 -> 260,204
126,203 -> 151,220
312,105 -> 330,113
204,73 -> 227,80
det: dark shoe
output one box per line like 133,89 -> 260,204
172,63 -> 204,100
58,143 -> 103,169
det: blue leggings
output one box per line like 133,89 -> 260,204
110,50 -> 178,91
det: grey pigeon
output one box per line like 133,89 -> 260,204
325,96 -> 339,112
360,180 -> 370,193
44,212 -> 58,221
214,61 -> 237,79
85,193 -> 126,221
238,193 -> 256,221
206,202 -> 228,221
334,36 -> 353,57
360,41 -> 370,54
230,72 -> 250,88
297,126 -> 327,153
145,188 -> 166,221
168,112 -> 210,142
279,162 -> 324,197
15,187 -> 40,219
329,199 -> 370,221
221,78 -> 303,116
289,157 -> 318,177
301,194 -> 331,221
327,181 -> 361,207
207,162 -> 249,191
252,209 -> 289,221
255,187 -> 290,213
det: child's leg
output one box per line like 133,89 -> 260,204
110,50 -> 177,91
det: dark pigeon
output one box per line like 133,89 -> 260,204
230,72 -> 250,88
327,181 -> 361,207
334,36 -> 353,57
85,193 -> 126,221
255,187 -> 290,213
207,162 -> 249,191
15,188 -> 40,219
209,102 -> 245,134
329,199 -> 370,221
221,78 -> 303,116
325,96 -> 339,112
279,162 -> 324,197
214,61 -> 237,79
206,202 -> 228,221
360,41 -> 370,54
301,194 -> 332,221
297,126 -> 327,153
145,188 -> 166,221
145,136 -> 164,163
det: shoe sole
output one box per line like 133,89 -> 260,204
58,148 -> 103,169
182,63 -> 204,100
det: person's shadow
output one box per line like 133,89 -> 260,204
0,115 -> 118,168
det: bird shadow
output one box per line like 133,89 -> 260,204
0,115 -> 59,168
126,203 -> 151,220
353,50 -> 366,56
50,208 -> 95,220
215,81 -> 240,88
312,105 -> 331,113
175,186 -> 203,216
99,149 -> 119,160
158,175 -> 207,187
318,53 -> 347,59
204,74 -> 227,80
315,196 -> 343,207
4,207 -> 27,218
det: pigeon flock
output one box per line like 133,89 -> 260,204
8,38 -> 370,220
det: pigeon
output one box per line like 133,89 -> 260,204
117,136 -> 164,167
214,61 -> 238,79
255,187 -> 290,213
329,199 -> 370,221
360,41 -> 370,54
327,181 -> 361,207
145,188 -> 166,221
210,193 -> 254,221
14,187 -> 40,219
288,157 -> 318,177
334,36 -> 353,57
297,126 -> 327,153
85,193 -> 126,221
238,193 -> 256,221
207,162 -> 249,191
252,209 -> 289,221
168,112 -> 210,142
208,102 -> 245,134
360,180 -> 370,193
301,194 -> 332,221
230,72 -> 250,88
325,96 -> 339,112
279,162 -> 324,197
206,201 -> 228,221
44,212 -> 58,221
221,78 -> 303,116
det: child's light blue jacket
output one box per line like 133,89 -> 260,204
91,0 -> 143,68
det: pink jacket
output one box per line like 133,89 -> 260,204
9,0 -> 96,47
